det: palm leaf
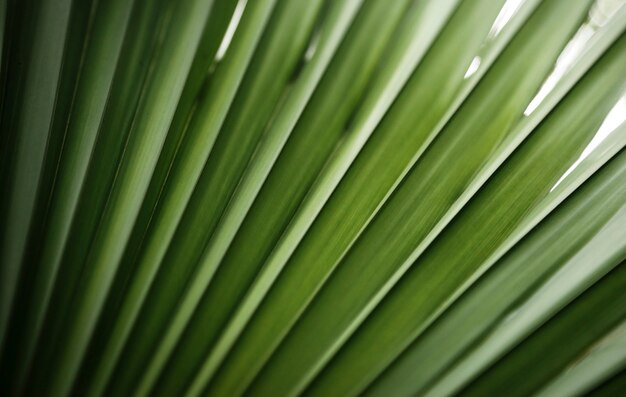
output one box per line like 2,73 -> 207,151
1,0 -> 625,396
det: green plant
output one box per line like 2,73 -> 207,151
1,0 -> 625,396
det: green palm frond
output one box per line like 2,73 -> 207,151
1,0 -> 626,396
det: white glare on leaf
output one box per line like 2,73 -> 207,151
304,30 -> 321,62
523,25 -> 594,116
488,0 -> 526,38
215,0 -> 248,61
551,95 -> 626,191
524,0 -> 626,116
463,56 -> 481,79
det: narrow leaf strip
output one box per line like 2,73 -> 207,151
41,0 -> 214,395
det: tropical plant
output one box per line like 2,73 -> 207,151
1,0 -> 626,396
